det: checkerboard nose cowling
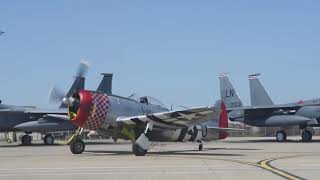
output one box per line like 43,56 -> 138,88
70,90 -> 109,130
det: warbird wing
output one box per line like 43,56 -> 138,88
117,107 -> 219,129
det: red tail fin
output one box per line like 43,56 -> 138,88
219,101 -> 229,139
219,101 -> 228,128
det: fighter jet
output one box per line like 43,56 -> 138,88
0,61 -> 89,145
220,73 -> 320,142
51,76 -> 243,156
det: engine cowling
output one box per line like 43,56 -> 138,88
68,90 -> 109,130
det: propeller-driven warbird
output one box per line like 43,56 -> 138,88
52,76 -> 244,156
0,61 -> 115,145
220,73 -> 320,142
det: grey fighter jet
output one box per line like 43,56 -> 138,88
220,73 -> 320,142
0,61 -> 89,145
51,77 -> 244,156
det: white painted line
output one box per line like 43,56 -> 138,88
0,165 -> 226,171
0,170 -> 262,177
300,164 -> 320,167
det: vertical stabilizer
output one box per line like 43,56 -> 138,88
249,74 -> 274,106
219,73 -> 243,109
96,73 -> 113,94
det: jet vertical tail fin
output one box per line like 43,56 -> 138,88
96,73 -> 113,94
219,73 -> 243,109
249,74 -> 274,106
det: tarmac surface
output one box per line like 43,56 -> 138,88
0,137 -> 320,180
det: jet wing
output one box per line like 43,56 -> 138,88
232,104 -> 299,111
24,109 -> 67,115
117,107 -> 219,129
14,115 -> 76,133
43,114 -> 70,121
0,108 -> 67,116
230,104 -> 303,116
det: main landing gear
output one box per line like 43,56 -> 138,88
43,134 -> 55,145
132,143 -> 147,156
198,140 -> 203,151
70,138 -> 85,154
275,129 -> 313,142
302,129 -> 312,142
275,130 -> 287,142
132,123 -> 153,156
21,134 -> 32,145
69,128 -> 85,154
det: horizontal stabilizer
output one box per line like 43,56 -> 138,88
207,126 -> 246,132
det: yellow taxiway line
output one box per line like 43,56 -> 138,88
257,158 -> 305,180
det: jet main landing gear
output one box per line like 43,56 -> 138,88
275,130 -> 287,142
302,130 -> 312,142
21,134 -> 32,145
44,134 -> 55,145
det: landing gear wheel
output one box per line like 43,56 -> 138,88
112,137 -> 118,144
70,139 -> 85,154
302,130 -> 312,142
44,134 -> 55,145
21,135 -> 32,145
276,131 -> 287,142
132,143 -> 147,156
199,143 -> 203,151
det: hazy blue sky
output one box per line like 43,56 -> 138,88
0,1 -> 320,109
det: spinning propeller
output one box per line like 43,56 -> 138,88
48,60 -> 90,105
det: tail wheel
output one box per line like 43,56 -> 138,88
132,143 -> 147,156
302,130 -> 312,142
70,139 -> 85,154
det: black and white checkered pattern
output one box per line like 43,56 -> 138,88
83,92 -> 109,130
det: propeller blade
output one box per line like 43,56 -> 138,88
48,86 -> 66,104
76,59 -> 90,78
49,60 -> 90,105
